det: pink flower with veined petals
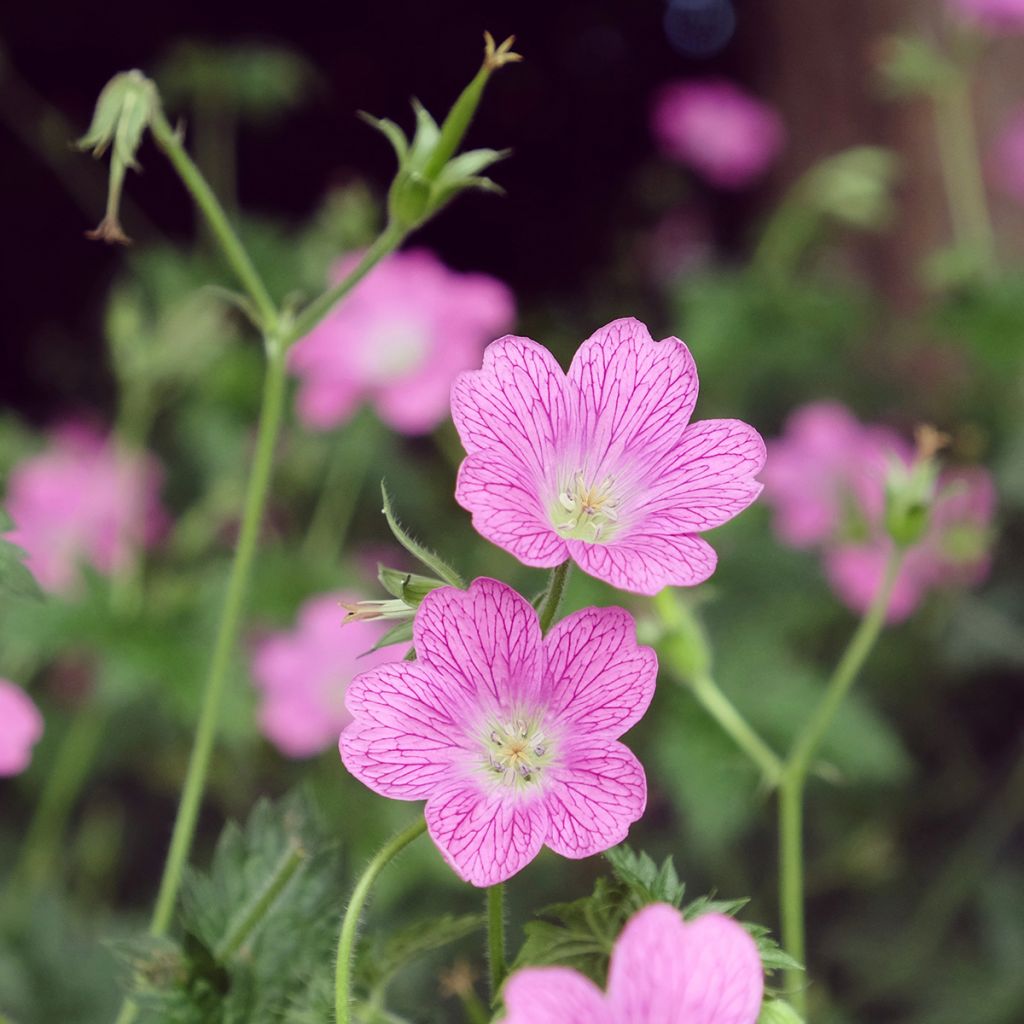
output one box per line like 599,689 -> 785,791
3,423 -> 166,595
340,577 -> 656,886
251,592 -> 398,758
500,903 -> 764,1024
451,317 -> 766,596
948,0 -> 1024,32
990,109 -> 1024,204
0,680 -> 44,777
651,79 -> 784,189
764,402 -> 996,622
289,249 -> 515,435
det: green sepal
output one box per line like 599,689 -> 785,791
380,482 -> 464,588
377,565 -> 447,604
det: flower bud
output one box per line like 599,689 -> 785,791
884,425 -> 948,548
757,1000 -> 805,1024
361,32 -> 520,231
77,70 -> 159,245
802,146 -> 900,231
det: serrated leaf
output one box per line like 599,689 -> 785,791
380,482 -> 463,588
605,845 -> 685,908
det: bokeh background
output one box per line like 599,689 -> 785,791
1,1 -> 1023,1022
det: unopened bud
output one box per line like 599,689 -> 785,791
884,425 -> 948,548
77,70 -> 159,245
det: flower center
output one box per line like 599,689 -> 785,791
552,471 -> 621,542
482,716 -> 551,787
360,319 -> 431,382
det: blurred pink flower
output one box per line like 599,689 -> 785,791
948,0 -> 1024,32
289,249 -> 515,434
3,423 -> 166,595
452,317 -> 765,595
763,402 -> 996,622
651,79 -> 784,189
251,592 -> 397,758
500,903 -> 764,1024
0,679 -> 44,777
340,578 -> 656,886
990,109 -> 1024,204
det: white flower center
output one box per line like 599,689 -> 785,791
482,716 -> 552,787
360,319 -> 431,383
552,471 -> 622,542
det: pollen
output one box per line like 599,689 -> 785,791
483,716 -> 552,787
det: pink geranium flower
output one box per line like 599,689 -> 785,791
251,592 -> 397,758
451,318 -> 766,595
651,79 -> 784,189
990,109 -> 1024,204
3,423 -> 166,595
763,402 -> 996,622
289,249 -> 515,435
500,903 -> 764,1024
948,0 -> 1024,32
340,578 -> 656,886
0,680 -> 44,777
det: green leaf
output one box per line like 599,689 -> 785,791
604,845 -> 685,907
0,510 -> 44,602
758,1000 -> 806,1024
380,482 -> 464,588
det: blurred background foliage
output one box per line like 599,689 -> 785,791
1,1 -> 1023,1022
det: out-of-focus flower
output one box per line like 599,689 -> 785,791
3,424 -> 166,595
650,79 -> 784,189
990,109 -> 1024,204
500,902 -> 764,1024
251,592 -> 397,759
948,0 -> 1024,32
452,317 -> 765,595
763,402 -> 996,622
289,249 -> 514,435
340,578 -> 656,886
0,680 -> 44,777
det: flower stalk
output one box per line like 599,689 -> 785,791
486,882 -> 507,1001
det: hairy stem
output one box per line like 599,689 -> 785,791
778,549 -> 904,1016
536,561 -> 571,635
334,817 -> 428,1024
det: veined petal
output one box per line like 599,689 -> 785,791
451,334 -> 569,474
425,782 -> 548,886
568,533 -> 717,595
340,661 -> 467,799
456,453 -> 568,567
544,739 -> 646,859
501,967 -> 612,1024
607,906 -> 764,1024
543,607 -> 656,738
414,579 -> 544,709
567,318 -> 699,469
640,418 -> 766,531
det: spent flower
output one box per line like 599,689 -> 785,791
3,423 -> 166,595
500,902 -> 764,1024
340,578 -> 656,886
250,591 -> 398,759
651,79 -> 784,189
289,249 -> 514,434
452,317 -> 766,595
0,679 -> 44,777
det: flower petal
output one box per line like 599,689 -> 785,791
340,661 -> 467,799
544,739 -> 646,858
543,607 -> 657,737
456,453 -> 568,567
568,533 -> 717,595
640,418 -> 766,532
607,906 -> 764,1024
413,579 -> 544,709
501,967 -> 612,1024
567,318 -> 698,468
451,335 -> 569,474
425,782 -> 548,886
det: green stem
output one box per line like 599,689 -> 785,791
334,817 -> 428,1024
149,108 -> 277,329
933,76 -> 997,278
536,561 -> 571,635
6,703 -> 108,897
778,548 -> 904,1016
149,343 -> 288,937
486,883 -> 507,1000
692,673 -> 784,787
282,222 -> 405,347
